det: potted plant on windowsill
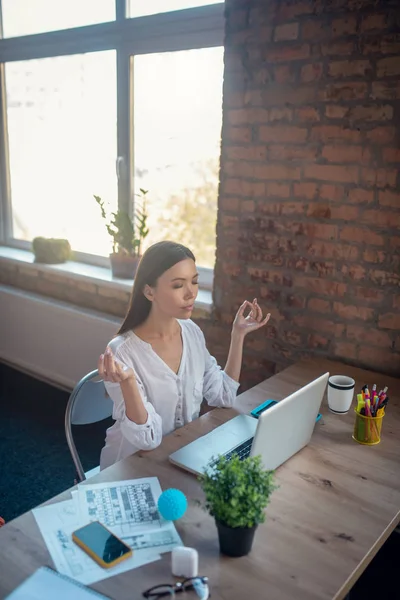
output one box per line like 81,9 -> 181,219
94,189 -> 149,279
199,455 -> 276,557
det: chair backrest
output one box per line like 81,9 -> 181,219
65,369 -> 113,482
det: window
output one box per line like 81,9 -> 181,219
6,51 -> 117,255
1,0 -> 115,38
133,47 -> 223,268
0,1 -> 224,272
128,1 -> 223,19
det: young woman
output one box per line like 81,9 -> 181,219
98,241 -> 270,469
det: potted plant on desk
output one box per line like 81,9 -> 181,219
94,189 -> 149,279
199,455 -> 276,557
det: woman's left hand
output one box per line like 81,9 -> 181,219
232,298 -> 271,337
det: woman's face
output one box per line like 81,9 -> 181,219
146,258 -> 199,319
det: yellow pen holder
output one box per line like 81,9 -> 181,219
352,409 -> 384,445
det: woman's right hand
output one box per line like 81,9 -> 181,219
98,348 -> 135,383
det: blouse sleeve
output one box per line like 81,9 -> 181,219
104,354 -> 163,451
193,325 -> 239,408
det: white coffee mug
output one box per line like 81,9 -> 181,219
327,375 -> 355,414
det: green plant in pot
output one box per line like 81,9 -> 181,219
94,189 -> 149,279
199,455 -> 276,557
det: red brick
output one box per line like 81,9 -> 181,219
224,125 -> 251,143
273,64 -> 296,83
308,298 -> 331,313
293,314 -> 345,337
292,223 -> 338,240
228,108 -> 269,125
332,15 -> 357,36
224,161 -> 254,178
308,334 -> 329,348
341,264 -> 366,281
274,23 -> 299,41
266,44 -> 310,62
334,342 -> 358,360
352,105 -> 393,121
260,201 -> 306,217
320,184 -> 345,202
361,209 -> 400,228
363,249 -> 386,263
347,325 -> 391,348
310,125 -> 361,143
379,190 -> 400,209
304,164 -> 359,184
321,41 -> 354,56
294,182 -> 318,199
306,203 -> 331,218
221,214 -> 239,229
328,60 -> 371,78
369,269 -> 399,286
348,188 -> 374,204
377,57 -> 400,78
266,182 -> 291,198
220,197 -> 240,211
353,286 -> 385,304
370,81 -> 400,100
259,125 -> 308,143
306,240 -> 359,261
361,168 -> 397,188
278,1 -> 314,19
247,267 -> 292,288
329,205 -> 359,220
225,146 -> 267,161
394,296 -> 400,309
241,200 -> 256,213
340,227 -> 384,246
295,107 -> 320,122
379,313 -> 400,330
300,63 -> 323,82
325,105 -> 348,119
322,145 -> 371,164
319,82 -> 367,101
224,178 -> 265,198
294,277 -> 347,297
383,148 -> 400,163
253,163 -> 301,181
358,347 -> 400,374
360,13 -> 387,31
268,107 -> 293,122
269,145 -> 317,161
366,127 -> 395,144
302,20 -> 328,41
334,302 -> 374,321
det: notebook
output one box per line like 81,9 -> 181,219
5,566 -> 111,600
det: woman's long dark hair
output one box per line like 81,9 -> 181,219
118,241 -> 196,334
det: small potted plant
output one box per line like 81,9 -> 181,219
199,455 -> 276,557
32,237 -> 72,264
94,189 -> 149,279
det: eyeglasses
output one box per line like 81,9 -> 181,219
143,576 -> 209,599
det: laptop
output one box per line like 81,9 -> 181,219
169,372 -> 329,475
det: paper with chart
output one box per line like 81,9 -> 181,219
76,477 -> 182,554
33,499 -> 160,586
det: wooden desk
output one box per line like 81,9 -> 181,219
0,359 -> 399,600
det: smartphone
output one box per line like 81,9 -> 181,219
72,521 -> 132,568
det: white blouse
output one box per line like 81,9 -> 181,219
100,319 -> 240,470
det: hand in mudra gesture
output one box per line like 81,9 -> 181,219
232,298 -> 271,337
98,348 -> 135,383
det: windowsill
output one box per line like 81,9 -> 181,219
0,246 -> 212,313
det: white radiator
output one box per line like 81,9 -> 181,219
0,284 -> 121,390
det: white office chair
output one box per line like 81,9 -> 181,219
65,369 -> 113,482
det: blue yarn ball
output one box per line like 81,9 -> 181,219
157,488 -> 187,521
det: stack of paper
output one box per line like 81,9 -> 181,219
33,477 -> 182,586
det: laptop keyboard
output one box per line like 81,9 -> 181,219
224,437 -> 254,462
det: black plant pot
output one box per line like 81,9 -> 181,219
216,520 -> 257,557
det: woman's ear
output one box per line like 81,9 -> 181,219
143,284 -> 154,302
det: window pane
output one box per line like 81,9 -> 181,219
129,0 -> 223,19
2,0 -> 115,38
133,47 -> 223,268
6,51 -> 117,256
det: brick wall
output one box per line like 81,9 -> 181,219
215,0 -> 400,385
